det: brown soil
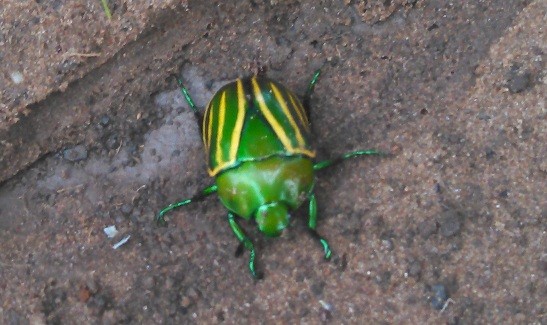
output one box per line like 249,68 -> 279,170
1,0 -> 545,323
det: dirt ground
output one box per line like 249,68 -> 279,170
1,0 -> 545,324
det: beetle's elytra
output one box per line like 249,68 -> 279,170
158,70 -> 382,278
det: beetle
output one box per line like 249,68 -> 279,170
157,70 -> 382,278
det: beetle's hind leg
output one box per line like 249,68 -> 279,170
157,184 -> 218,226
308,193 -> 332,260
227,213 -> 262,279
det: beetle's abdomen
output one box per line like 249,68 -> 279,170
203,77 -> 315,176
215,156 -> 315,220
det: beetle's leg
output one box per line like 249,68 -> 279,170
174,76 -> 204,130
227,213 -> 261,279
157,184 -> 218,226
314,149 -> 384,171
302,69 -> 322,120
308,193 -> 332,260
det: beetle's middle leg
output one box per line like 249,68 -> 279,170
308,193 -> 332,260
227,213 -> 261,279
157,184 -> 218,225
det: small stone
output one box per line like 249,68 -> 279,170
106,135 -> 119,150
498,190 -> 509,198
381,238 -> 394,251
60,167 -> 71,179
215,310 -> 225,322
142,276 -> 155,289
86,279 -> 99,294
310,281 -> 325,296
418,219 -> 437,239
100,115 -> 110,126
120,204 -> 133,215
408,260 -> 421,278
507,67 -> 531,93
10,71 -> 24,84
63,145 -> 88,162
438,210 -> 462,237
164,277 -> 174,290
430,284 -> 448,310
78,286 -> 92,303
485,148 -> 496,159
180,296 -> 192,308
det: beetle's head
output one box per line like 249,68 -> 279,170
255,202 -> 290,237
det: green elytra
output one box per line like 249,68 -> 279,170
157,70 -> 381,278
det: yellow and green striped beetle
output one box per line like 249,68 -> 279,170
158,70 -> 381,278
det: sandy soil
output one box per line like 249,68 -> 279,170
0,0 -> 545,323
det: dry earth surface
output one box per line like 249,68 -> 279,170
0,0 -> 545,324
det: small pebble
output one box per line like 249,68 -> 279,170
438,210 -> 461,237
381,238 -> 394,251
507,68 -> 531,93
430,284 -> 448,310
100,115 -> 110,126
63,145 -> 88,162
408,260 -> 422,278
78,286 -> 92,303
498,189 -> 509,198
120,204 -> 133,215
106,135 -> 119,150
86,279 -> 99,294
311,281 -> 325,296
180,296 -> 192,309
142,276 -> 155,289
418,219 -> 437,239
10,71 -> 24,84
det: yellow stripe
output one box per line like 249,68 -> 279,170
290,147 -> 316,157
252,78 -> 294,151
202,104 -> 209,152
230,79 -> 245,162
206,103 -> 214,154
215,91 -> 226,167
270,83 -> 306,147
209,164 -> 224,176
288,92 -> 310,131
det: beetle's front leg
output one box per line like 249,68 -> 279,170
302,69 -> 322,123
227,213 -> 261,279
174,76 -> 204,125
157,184 -> 218,225
308,193 -> 332,260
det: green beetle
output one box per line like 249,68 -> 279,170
157,70 -> 381,278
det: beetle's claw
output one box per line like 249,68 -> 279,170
319,238 -> 332,260
156,214 -> 168,227
253,271 -> 264,280
324,247 -> 332,260
235,242 -> 245,257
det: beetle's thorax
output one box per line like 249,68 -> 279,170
215,155 -> 315,223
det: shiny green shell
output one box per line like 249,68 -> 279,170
202,77 -> 316,176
